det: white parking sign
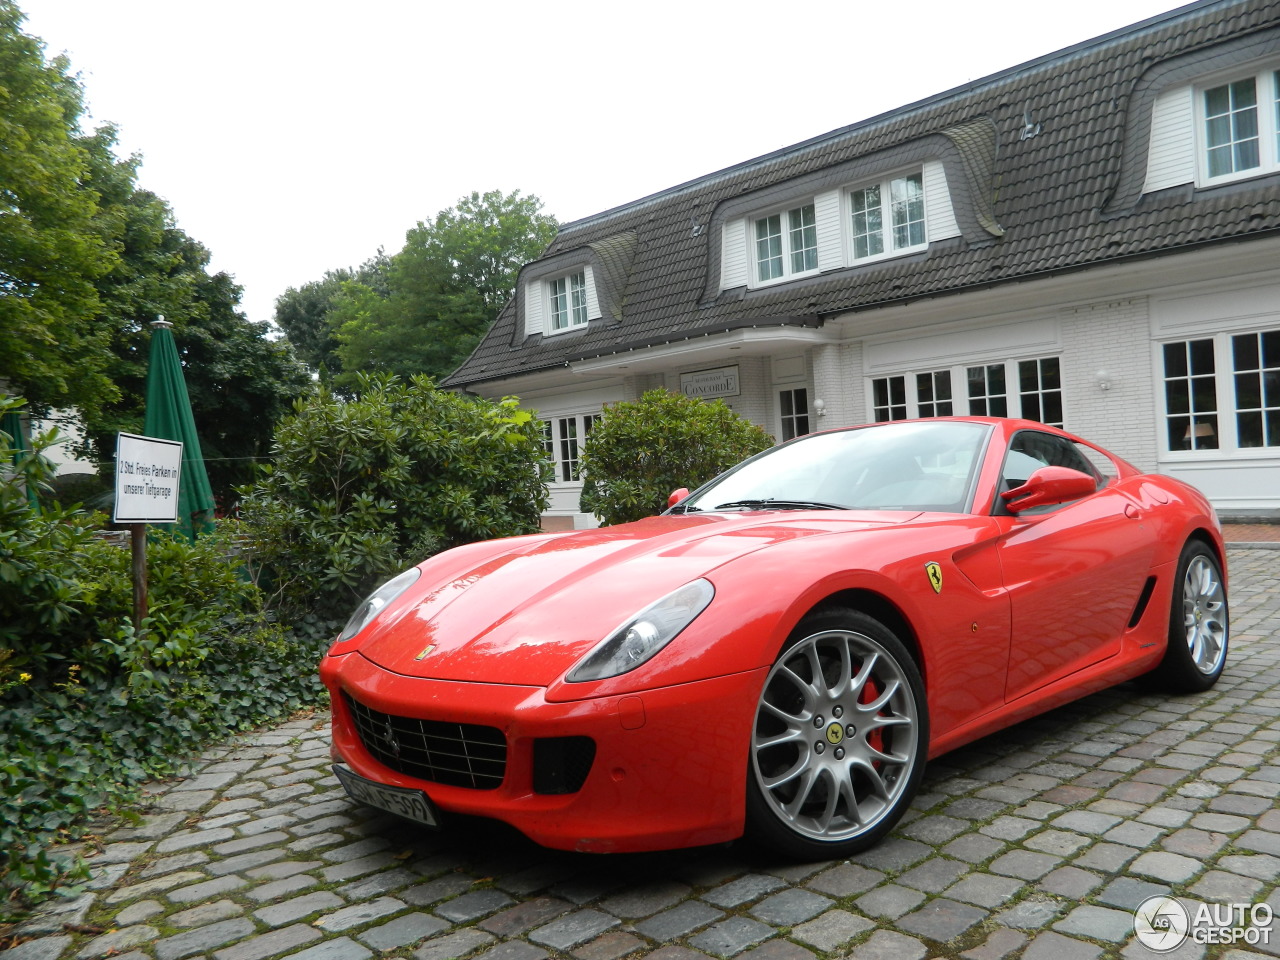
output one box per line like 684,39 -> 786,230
113,433 -> 184,523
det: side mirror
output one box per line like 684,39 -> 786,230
667,487 -> 690,508
1001,466 -> 1097,513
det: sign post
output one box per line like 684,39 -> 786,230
113,433 -> 184,630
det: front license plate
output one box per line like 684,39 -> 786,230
334,765 -> 439,827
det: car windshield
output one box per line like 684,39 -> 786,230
677,420 -> 991,514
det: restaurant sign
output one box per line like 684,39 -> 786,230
680,365 -> 740,400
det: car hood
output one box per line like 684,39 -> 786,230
353,510 -> 920,686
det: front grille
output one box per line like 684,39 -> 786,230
343,692 -> 506,790
533,736 -> 596,795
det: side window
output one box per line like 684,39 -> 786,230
1000,431 -> 1102,510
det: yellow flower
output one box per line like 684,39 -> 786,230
18,672 -> 32,682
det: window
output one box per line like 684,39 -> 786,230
1017,358 -> 1063,429
1163,329 -> 1280,453
872,376 -> 907,422
871,356 -> 1062,425
546,413 -> 598,482
1199,68 -> 1280,184
999,431 -> 1102,513
916,371 -> 952,417
849,173 -> 925,262
755,203 -> 818,284
779,388 -> 810,442
549,271 -> 588,331
966,364 -> 1008,417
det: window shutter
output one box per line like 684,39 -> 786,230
720,218 -> 748,289
1145,86 -> 1196,192
524,279 -> 544,336
923,161 -> 960,241
584,265 -> 602,320
814,189 -> 842,272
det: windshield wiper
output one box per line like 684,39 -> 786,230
713,498 -> 846,511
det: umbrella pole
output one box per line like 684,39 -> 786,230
131,524 -> 147,631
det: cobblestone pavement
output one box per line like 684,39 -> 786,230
5,547 -> 1280,960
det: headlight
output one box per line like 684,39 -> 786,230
335,568 -> 421,643
566,579 -> 714,683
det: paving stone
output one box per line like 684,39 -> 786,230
1073,842 -> 1138,872
687,916 -> 773,957
13,893 -> 96,936
1037,865 -> 1103,898
1053,904 -> 1134,942
847,930 -> 926,960
254,891 -> 344,926
749,889 -> 832,926
599,880 -> 691,918
898,856 -> 968,893
897,897 -> 986,941
140,851 -> 211,878
1238,830 -> 1280,856
701,873 -> 787,908
1024,829 -> 1091,856
1219,854 -> 1280,881
943,833 -> 1006,863
166,874 -> 249,903
402,874 -> 476,906
1131,851 -> 1203,883
357,913 -> 450,950
944,873 -> 1023,908
206,847 -> 287,876
850,837 -> 930,872
104,870 -> 208,904
169,899 -> 244,928
156,828 -> 235,853
790,909 -> 875,951
0,936 -> 73,960
635,899 -> 725,940
529,909 -> 621,951
320,852 -> 399,882
854,883 -> 925,920
336,866 -> 418,899
1052,810 -> 1122,834
944,797 -> 1007,820
994,897 -> 1064,930
736,941 -> 815,960
989,849 -> 1060,880
804,863 -> 884,896
960,928 -> 1028,960
115,900 -> 165,925
1021,930 -> 1102,960
245,859 -> 323,881
76,925 -> 160,959
1190,869 -> 1266,902
572,932 -> 646,960
245,873 -> 322,902
1096,876 -> 1171,910
434,888 -> 515,922
412,929 -> 496,960
1104,821 -> 1166,847
902,815 -> 969,843
474,944 -> 548,960
480,897 -> 573,937
154,918 -> 256,960
980,816 -> 1039,841
315,896 -> 406,931
285,938 -> 374,960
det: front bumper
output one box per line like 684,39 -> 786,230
321,651 -> 766,853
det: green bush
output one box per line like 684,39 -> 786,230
579,389 -> 775,525
0,396 -> 328,914
236,373 -> 549,622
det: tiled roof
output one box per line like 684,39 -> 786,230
446,0 -> 1280,389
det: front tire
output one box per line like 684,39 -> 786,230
1147,541 -> 1229,693
746,608 -> 928,860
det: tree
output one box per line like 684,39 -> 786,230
327,190 -> 557,388
74,129 -> 312,503
579,390 -> 775,525
273,253 -> 388,379
0,2 -> 116,416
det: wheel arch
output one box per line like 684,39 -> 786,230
797,589 -> 926,687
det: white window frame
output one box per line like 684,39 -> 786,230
845,170 -> 928,265
868,356 -> 1063,427
1195,65 -> 1280,188
751,201 -> 820,287
1158,328 -> 1280,458
543,413 -> 599,483
547,271 -> 588,333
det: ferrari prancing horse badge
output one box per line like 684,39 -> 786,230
925,562 -> 943,594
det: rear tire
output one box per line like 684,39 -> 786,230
745,608 -> 928,860
1147,541 -> 1228,693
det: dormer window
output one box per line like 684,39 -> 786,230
549,271 -> 588,331
1198,68 -> 1280,185
754,203 -> 818,285
849,173 -> 926,262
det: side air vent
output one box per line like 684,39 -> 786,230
1128,576 -> 1158,629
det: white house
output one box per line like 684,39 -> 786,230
445,0 -> 1280,528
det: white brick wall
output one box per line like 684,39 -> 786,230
1060,297 -> 1158,471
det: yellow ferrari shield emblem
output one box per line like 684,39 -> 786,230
925,562 -> 943,594
414,643 -> 437,661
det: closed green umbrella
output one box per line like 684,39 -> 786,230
1,407 -> 39,508
144,319 -> 215,540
